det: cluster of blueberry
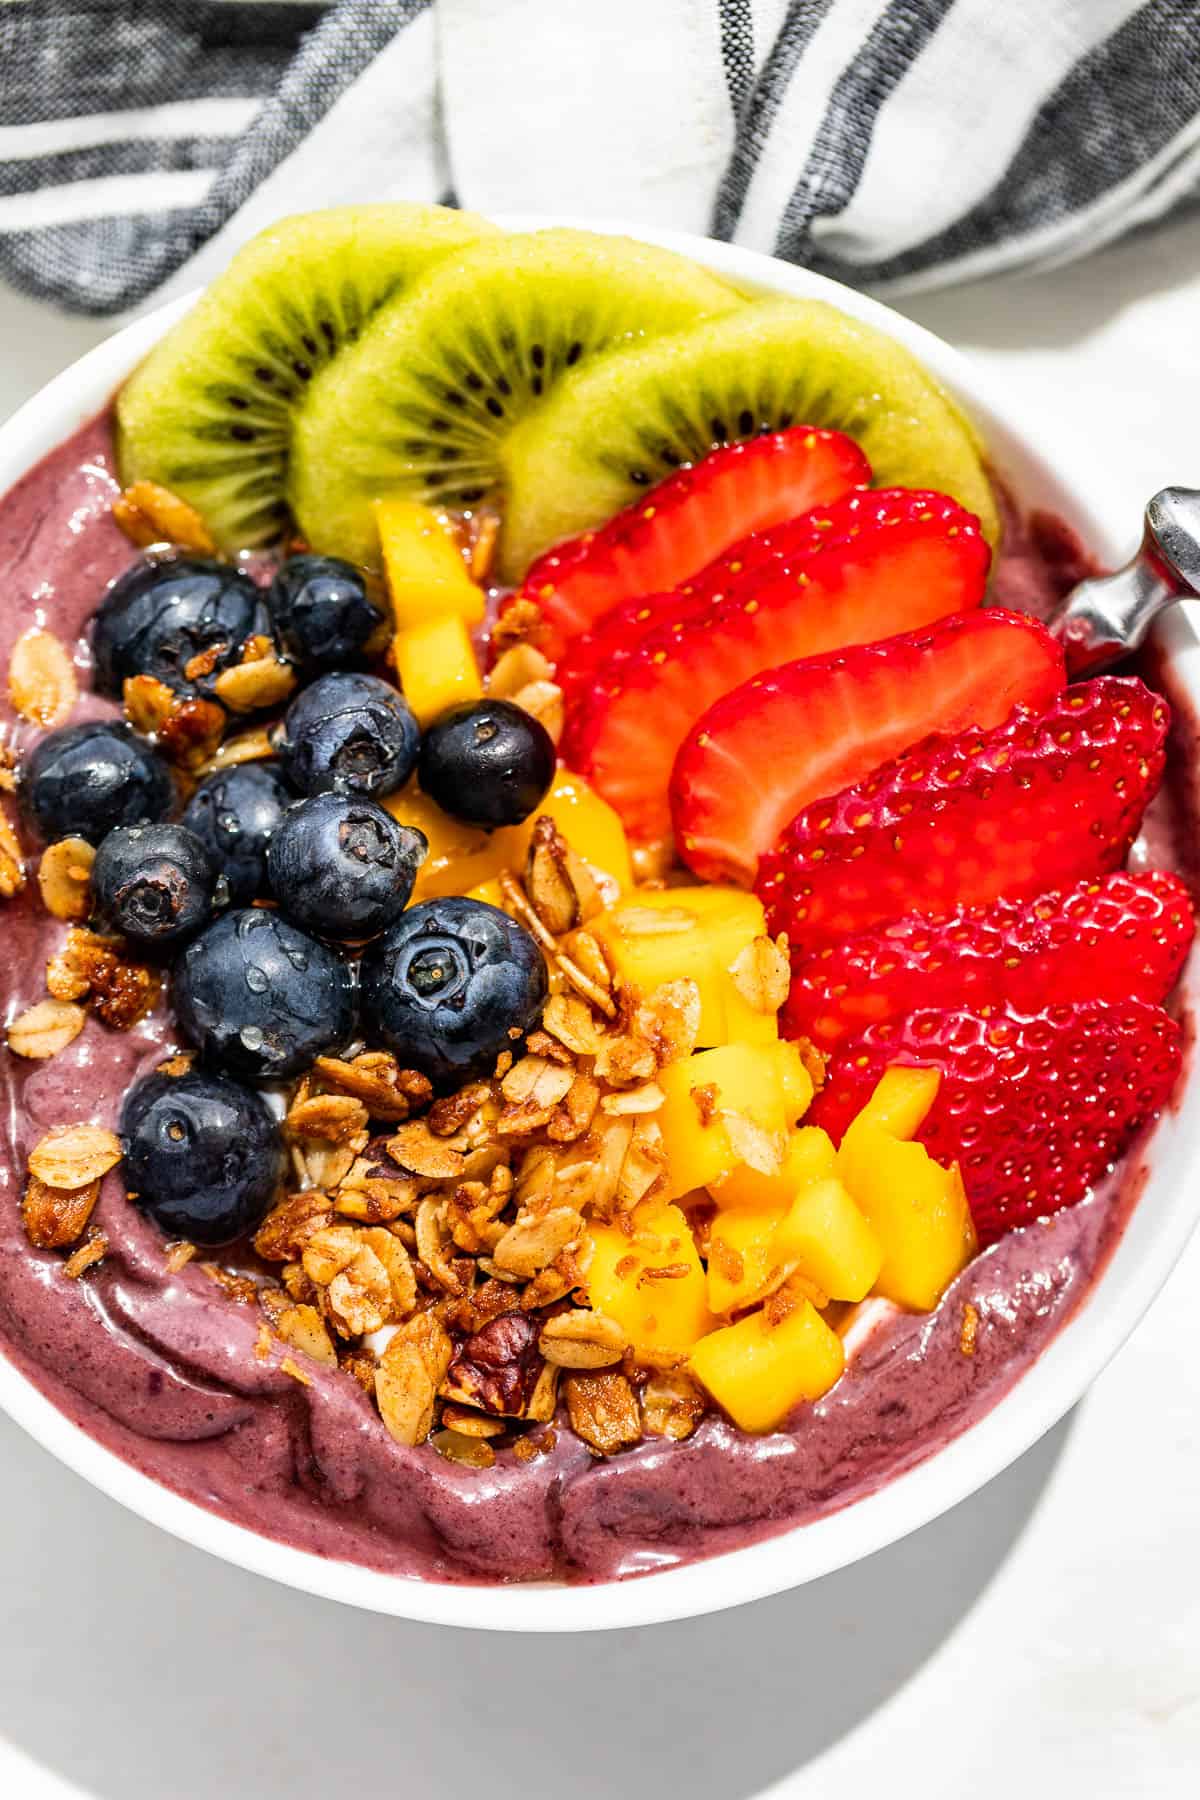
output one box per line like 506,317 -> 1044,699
19,555 -> 555,1245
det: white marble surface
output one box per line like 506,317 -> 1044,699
1,213 -> 1199,1798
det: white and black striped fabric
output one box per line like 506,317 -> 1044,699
4,0 -> 1200,315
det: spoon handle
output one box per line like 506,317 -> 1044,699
1050,486 -> 1200,677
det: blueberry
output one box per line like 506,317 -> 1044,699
21,722 -> 173,846
121,1069 -> 283,1245
418,700 -> 556,828
172,907 -> 356,1082
267,554 -> 384,671
93,823 -> 217,947
182,761 -> 290,905
360,897 -> 548,1087
266,793 -> 426,943
91,557 -> 273,699
277,672 -> 419,799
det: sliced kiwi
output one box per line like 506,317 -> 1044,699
116,204 -> 496,552
287,230 -> 740,568
500,299 -> 1000,580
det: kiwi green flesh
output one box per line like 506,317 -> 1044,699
116,204 -> 496,552
499,298 -> 1000,581
288,229 -> 740,568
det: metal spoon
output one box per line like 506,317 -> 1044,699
1050,486 -> 1200,675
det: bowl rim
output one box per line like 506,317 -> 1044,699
1,219 -> 1196,1633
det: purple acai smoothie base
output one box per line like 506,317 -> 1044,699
0,413 -> 1180,1586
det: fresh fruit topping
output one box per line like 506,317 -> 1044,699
418,698 -> 556,829
760,676 -> 1170,947
359,897 -> 549,1087
21,722 -> 174,845
267,554 -> 384,671
121,1069 -> 283,1246
566,489 -> 990,842
833,1068 -> 977,1311
517,426 -> 870,658
116,204 -> 496,551
289,229 -> 737,571
585,1200 -> 713,1362
553,486 -> 945,706
277,670 -> 420,798
772,1177 -> 884,1304
689,1289 -> 845,1433
502,297 -> 998,579
673,608 -> 1063,886
376,499 -> 484,628
172,907 -> 356,1082
590,886 -> 782,1048
92,823 -> 217,948
265,793 -> 426,942
181,761 -> 290,905
786,869 -> 1194,1049
811,1002 -> 1183,1242
392,613 -> 483,727
91,558 -> 273,699
656,1041 -> 812,1199
712,1123 -> 837,1210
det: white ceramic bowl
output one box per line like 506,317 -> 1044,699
1,224 -> 1196,1633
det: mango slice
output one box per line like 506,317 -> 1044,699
591,886 -> 776,1046
657,1043 -> 793,1199
838,1069 -> 976,1312
376,498 -> 485,627
392,613 -> 483,728
707,1201 -> 789,1314
772,1177 -> 882,1303
585,1199 -> 713,1362
690,1293 -> 845,1432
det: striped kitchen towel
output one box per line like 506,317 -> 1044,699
3,0 -> 1200,315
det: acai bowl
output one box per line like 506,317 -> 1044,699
0,210 -> 1196,1632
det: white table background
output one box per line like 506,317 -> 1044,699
1,210 -> 1198,1799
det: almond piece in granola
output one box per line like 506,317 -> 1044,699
7,998 -> 86,1060
28,1123 -> 122,1190
538,1308 -> 628,1369
565,1371 -> 642,1456
0,807 -> 25,898
112,480 -> 216,553
375,1312 -> 453,1447
37,838 -> 94,920
491,1205 -> 583,1280
21,1174 -> 101,1248
274,1302 -> 338,1367
9,627 -> 77,728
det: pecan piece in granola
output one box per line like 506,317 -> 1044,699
442,1310 -> 545,1417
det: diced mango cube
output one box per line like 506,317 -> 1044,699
850,1064 -> 941,1139
465,877 -> 506,910
707,1202 -> 789,1314
689,1294 -> 845,1432
838,1071 -> 977,1313
393,614 -> 482,727
376,498 -> 485,627
657,1044 -> 789,1199
585,1200 -> 713,1361
591,886 -> 778,1046
772,1177 -> 883,1303
536,770 -> 633,892
773,1041 -> 813,1127
713,1124 -> 837,1210
384,780 -> 524,900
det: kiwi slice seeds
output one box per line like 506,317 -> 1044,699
288,229 -> 740,568
116,204 -> 496,552
500,299 -> 999,580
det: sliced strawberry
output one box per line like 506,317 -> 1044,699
807,999 -> 1182,1242
517,427 -> 870,659
671,609 -> 1063,886
565,490 -> 991,843
759,677 -> 1170,948
785,869 -> 1194,1050
556,486 -> 946,705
